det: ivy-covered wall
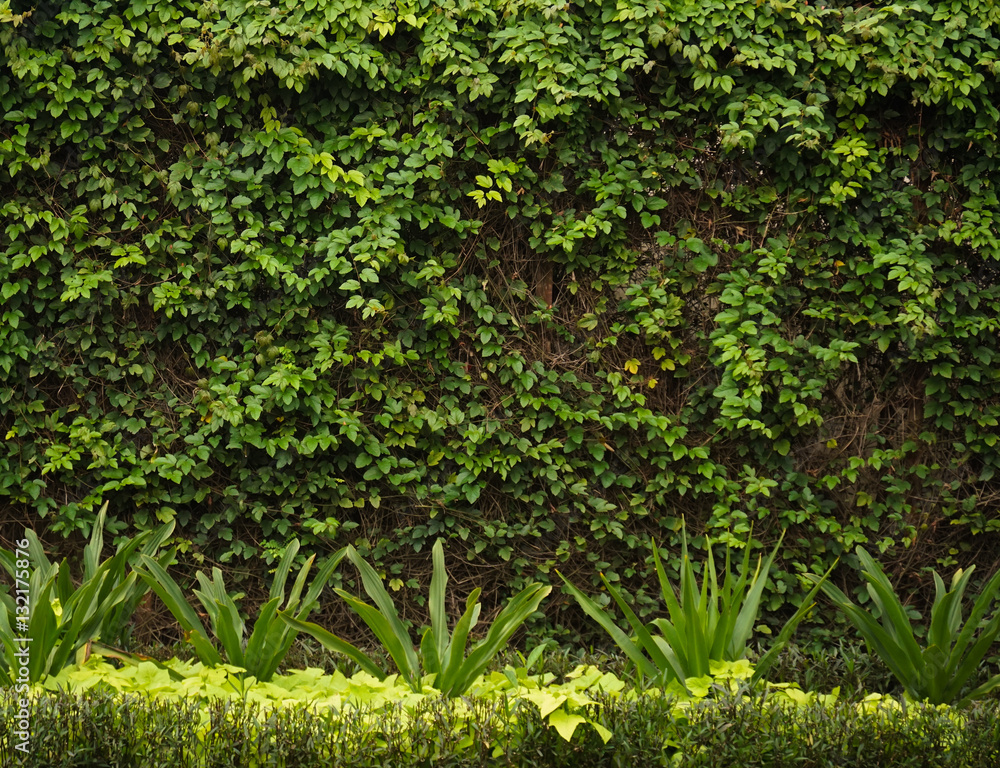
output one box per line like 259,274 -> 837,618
2,0 -> 999,643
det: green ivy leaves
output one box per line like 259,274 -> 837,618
1,0 -> 999,648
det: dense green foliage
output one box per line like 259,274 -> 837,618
3,0 -> 1000,640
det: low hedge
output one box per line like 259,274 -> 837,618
3,658 -> 1000,767
4,689 -> 1000,768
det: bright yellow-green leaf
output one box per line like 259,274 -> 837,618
520,689 -> 567,718
547,709 -> 585,742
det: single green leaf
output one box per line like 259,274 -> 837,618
277,612 -> 386,679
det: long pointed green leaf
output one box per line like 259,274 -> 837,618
700,537 -> 714,622
94,529 -> 157,603
818,577 -> 921,694
342,547 -> 419,677
445,584 -> 550,697
0,548 -> 14,579
345,547 -> 403,625
54,563 -> 76,605
926,572 -> 966,655
191,570 -> 235,645
95,527 -> 175,645
82,502 -> 109,582
0,603 -> 16,684
921,644 -> 951,703
420,627 -> 441,677
137,520 -> 177,558
243,597 -> 282,675
284,555 -> 314,615
205,568 -> 246,645
715,544 -> 742,659
603,574 -> 688,684
24,531 -> 52,578
429,539 -> 449,669
27,581 -> 56,681
855,548 -> 924,663
51,572 -> 112,672
134,556 -> 221,666
649,635 -> 687,683
927,571 -> 951,651
948,566 -> 1000,668
445,585 -> 548,696
732,531 -> 784,660
651,543 -> 685,634
65,571 -> 137,656
254,606 -> 301,683
192,586 -> 221,637
269,539 -> 301,602
648,617 -> 692,676
260,631 -> 298,683
847,604 -> 922,693
557,572 -> 660,681
751,559 -> 836,686
213,603 -> 246,667
277,612 -> 386,680
0,587 -> 14,657
955,673 -> 1000,709
677,535 -> 710,677
704,543 -> 724,659
436,590 -> 481,693
942,610 -> 1000,703
651,541 -> 681,624
653,542 -> 698,681
298,548 -> 348,613
335,589 -> 421,690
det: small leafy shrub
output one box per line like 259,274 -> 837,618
133,540 -> 342,681
663,688 -> 999,768
8,662 -> 1000,768
560,525 -> 831,687
812,547 -> 1000,707
282,539 -> 551,696
763,640 -> 898,700
0,504 -> 174,684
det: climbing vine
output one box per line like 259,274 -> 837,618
2,0 -> 999,644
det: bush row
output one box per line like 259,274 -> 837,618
3,685 -> 1000,768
